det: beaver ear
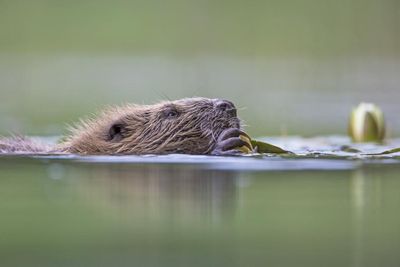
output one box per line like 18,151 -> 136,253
108,122 -> 126,141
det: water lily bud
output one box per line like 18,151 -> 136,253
349,103 -> 385,143
238,134 -> 253,153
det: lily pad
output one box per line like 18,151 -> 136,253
369,147 -> 400,155
251,140 -> 291,154
339,145 -> 361,153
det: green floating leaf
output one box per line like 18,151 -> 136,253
340,145 -> 361,153
371,147 -> 400,155
251,140 -> 291,154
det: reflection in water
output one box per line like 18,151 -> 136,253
351,170 -> 367,267
350,167 -> 389,267
71,164 -> 240,225
1,158 -> 400,267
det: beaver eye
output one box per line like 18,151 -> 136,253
167,110 -> 178,118
163,108 -> 179,119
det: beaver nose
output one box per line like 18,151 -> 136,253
215,99 -> 237,117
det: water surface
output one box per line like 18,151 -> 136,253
1,149 -> 399,267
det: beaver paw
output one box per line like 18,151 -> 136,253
211,128 -> 253,156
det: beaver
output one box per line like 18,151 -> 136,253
0,97 -> 252,155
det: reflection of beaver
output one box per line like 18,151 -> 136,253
0,97 -> 252,155
75,164 -> 239,223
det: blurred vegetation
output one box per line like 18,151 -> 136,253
0,0 -> 399,136
1,0 -> 399,56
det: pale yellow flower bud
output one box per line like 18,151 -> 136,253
349,103 -> 385,143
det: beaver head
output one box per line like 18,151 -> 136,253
60,97 -> 241,155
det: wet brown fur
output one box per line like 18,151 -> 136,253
1,98 -> 241,155
0,136 -> 52,154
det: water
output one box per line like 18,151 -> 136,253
1,1 -> 399,265
1,147 -> 400,267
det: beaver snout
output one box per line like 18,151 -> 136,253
214,99 -> 237,117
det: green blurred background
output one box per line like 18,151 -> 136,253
0,0 -> 399,137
